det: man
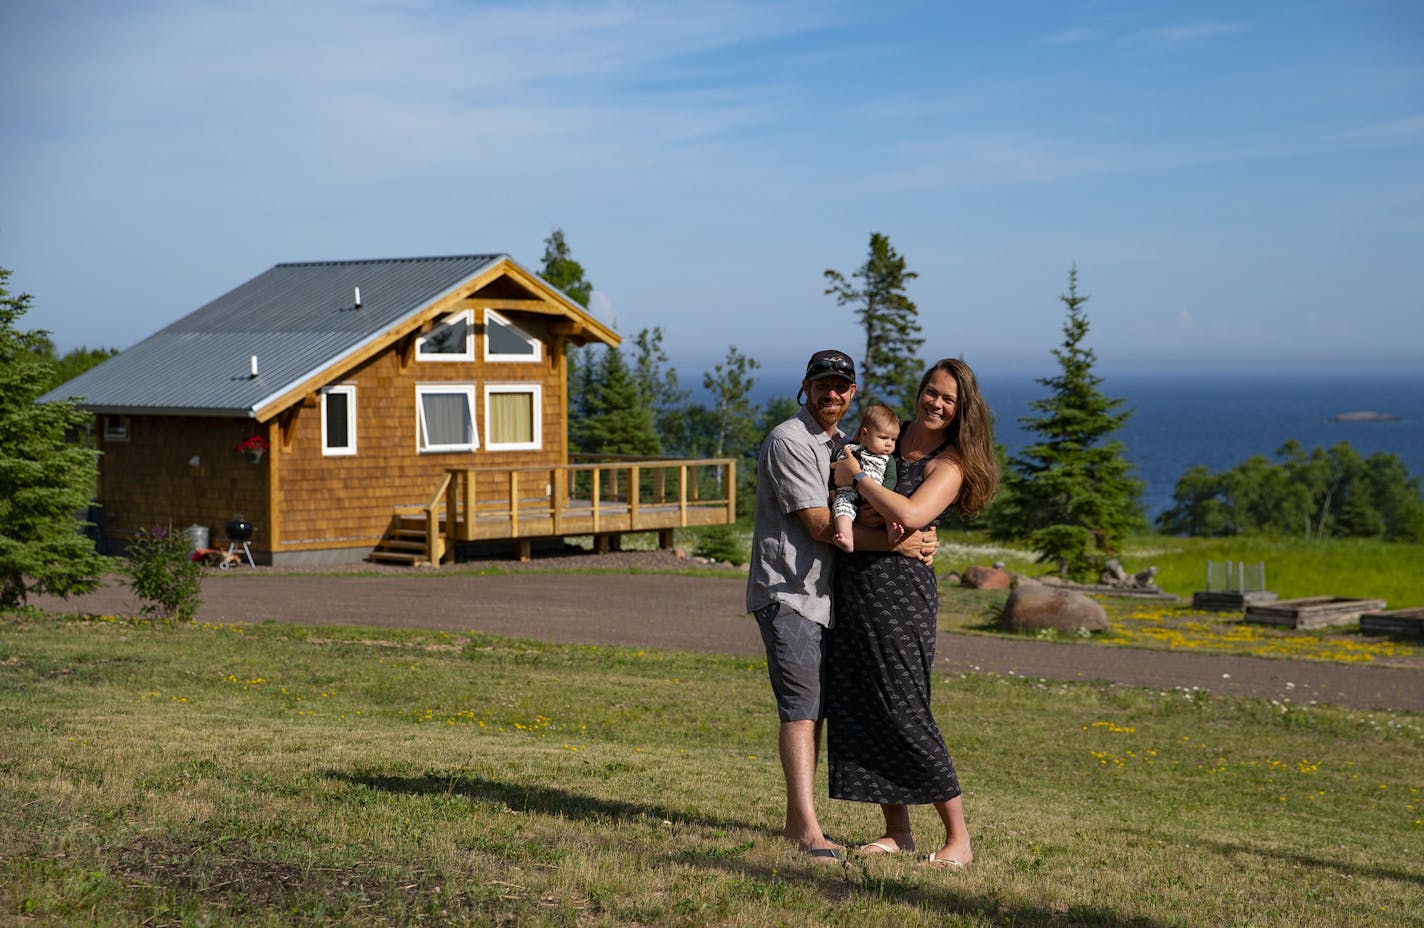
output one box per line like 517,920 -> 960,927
746,349 -> 935,862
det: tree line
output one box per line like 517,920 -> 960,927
3,234 -> 1420,608
1157,440 -> 1424,542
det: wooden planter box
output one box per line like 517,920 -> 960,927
1244,596 -> 1388,630
1359,607 -> 1424,640
1191,590 -> 1278,612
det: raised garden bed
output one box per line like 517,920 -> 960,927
1359,607 -> 1424,640
1244,596 -> 1388,630
1191,590 -> 1278,612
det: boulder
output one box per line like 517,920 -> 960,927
1000,581 -> 1110,635
961,565 -> 1012,590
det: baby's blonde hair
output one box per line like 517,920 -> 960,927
857,403 -> 900,437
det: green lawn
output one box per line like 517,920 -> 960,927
933,531 -> 1424,608
2,612 -> 1421,927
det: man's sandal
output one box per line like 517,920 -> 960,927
804,847 -> 845,863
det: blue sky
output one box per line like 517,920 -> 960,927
2,0 -> 1420,384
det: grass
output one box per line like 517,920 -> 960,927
932,531 -> 1423,667
934,531 -> 1424,608
2,611 -> 1422,926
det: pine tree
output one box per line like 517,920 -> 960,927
824,232 -> 925,417
989,267 -> 1144,579
0,268 -> 111,606
701,345 -> 761,460
539,229 -> 598,452
566,345 -> 600,453
582,347 -> 660,456
631,327 -> 689,453
539,228 -> 592,307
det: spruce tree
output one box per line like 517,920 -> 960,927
0,268 -> 110,607
989,267 -> 1144,578
631,327 -> 689,453
582,347 -> 660,456
824,232 -> 925,417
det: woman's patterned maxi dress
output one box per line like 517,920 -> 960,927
826,437 -> 961,805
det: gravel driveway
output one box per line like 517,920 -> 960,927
27,550 -> 1424,713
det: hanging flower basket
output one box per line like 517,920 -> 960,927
234,435 -> 269,464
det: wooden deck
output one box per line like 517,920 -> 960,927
378,457 -> 737,564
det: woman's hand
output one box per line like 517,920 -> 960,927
833,454 -> 862,488
893,527 -> 938,564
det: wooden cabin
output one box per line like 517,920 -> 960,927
42,254 -> 735,565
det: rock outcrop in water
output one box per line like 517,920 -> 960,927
1329,411 -> 1399,422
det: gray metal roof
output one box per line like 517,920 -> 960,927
39,254 -> 511,418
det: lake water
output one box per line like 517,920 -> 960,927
749,367 -> 1424,522
977,369 -> 1424,521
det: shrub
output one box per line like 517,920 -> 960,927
695,523 -> 747,565
123,524 -> 204,621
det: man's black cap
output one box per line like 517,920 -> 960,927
804,350 -> 856,383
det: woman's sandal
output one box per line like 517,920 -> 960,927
926,849 -> 966,869
859,838 -> 914,855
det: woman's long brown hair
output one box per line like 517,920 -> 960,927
916,358 -> 1000,518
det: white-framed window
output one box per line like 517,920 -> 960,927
321,385 -> 357,456
103,415 -> 130,442
416,309 -> 474,362
484,383 -> 542,451
484,309 -> 541,363
416,384 -> 478,453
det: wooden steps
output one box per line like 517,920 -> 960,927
368,516 -> 439,566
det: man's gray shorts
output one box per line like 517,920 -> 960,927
753,602 -> 826,723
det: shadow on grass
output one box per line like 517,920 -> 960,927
333,769 -> 762,835
671,849 -> 1171,928
1121,827 -> 1424,888
339,769 -> 1169,926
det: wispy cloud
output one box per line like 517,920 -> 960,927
1040,27 -> 1104,47
1131,21 -> 1248,44
1337,114 -> 1424,146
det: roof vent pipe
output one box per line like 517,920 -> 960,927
250,355 -> 259,379
354,286 -> 362,309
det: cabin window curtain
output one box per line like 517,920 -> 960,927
484,384 -> 541,451
489,391 -> 533,444
416,385 -> 478,452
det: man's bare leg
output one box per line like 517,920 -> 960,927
778,719 -> 838,855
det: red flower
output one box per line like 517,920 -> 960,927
234,435 -> 269,453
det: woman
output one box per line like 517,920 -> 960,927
826,358 -> 999,867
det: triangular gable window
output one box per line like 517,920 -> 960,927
416,310 -> 474,362
484,309 -> 540,363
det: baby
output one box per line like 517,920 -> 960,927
831,404 -> 901,553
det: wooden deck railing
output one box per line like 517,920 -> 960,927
400,457 -> 736,563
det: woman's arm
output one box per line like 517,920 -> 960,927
834,450 -> 964,530
852,521 -> 938,563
